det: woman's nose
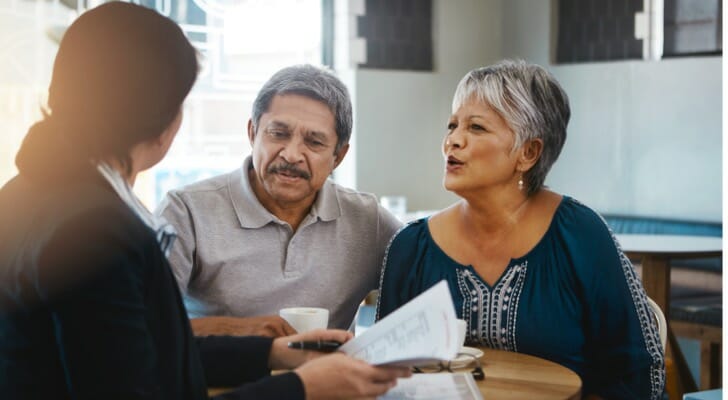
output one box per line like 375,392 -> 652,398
445,131 -> 464,149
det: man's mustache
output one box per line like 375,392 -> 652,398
267,162 -> 311,180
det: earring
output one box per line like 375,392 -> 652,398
518,175 -> 524,191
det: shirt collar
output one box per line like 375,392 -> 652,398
230,156 -> 342,229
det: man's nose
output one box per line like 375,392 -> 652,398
278,137 -> 305,163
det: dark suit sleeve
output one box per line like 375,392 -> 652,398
39,207 -> 163,399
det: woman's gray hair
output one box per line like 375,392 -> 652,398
452,59 -> 570,196
251,64 -> 352,154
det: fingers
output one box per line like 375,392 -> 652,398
261,317 -> 297,337
367,366 -> 412,383
293,328 -> 353,344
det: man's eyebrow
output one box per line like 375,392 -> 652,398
265,120 -> 290,130
306,130 -> 330,141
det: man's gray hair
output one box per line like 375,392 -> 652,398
251,64 -> 352,154
452,59 -> 570,196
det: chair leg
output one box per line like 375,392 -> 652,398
700,341 -> 721,389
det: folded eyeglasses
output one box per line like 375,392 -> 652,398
412,351 -> 485,381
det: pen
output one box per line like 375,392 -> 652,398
287,340 -> 342,352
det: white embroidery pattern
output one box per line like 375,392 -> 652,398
455,261 -> 528,352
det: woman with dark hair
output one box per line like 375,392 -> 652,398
0,2 -> 407,399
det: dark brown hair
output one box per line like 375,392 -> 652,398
16,1 -> 199,180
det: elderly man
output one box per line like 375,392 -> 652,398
157,64 -> 402,337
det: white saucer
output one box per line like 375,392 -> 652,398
449,346 -> 484,368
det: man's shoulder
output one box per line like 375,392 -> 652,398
166,169 -> 240,200
328,181 -> 379,209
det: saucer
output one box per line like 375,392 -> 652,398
449,346 -> 484,368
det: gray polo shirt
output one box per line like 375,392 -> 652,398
156,157 -> 403,329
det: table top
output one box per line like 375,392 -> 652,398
473,347 -> 581,399
208,347 -> 582,399
616,234 -> 722,257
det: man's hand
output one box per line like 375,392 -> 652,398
190,315 -> 296,337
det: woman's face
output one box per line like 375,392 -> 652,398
442,98 -> 521,195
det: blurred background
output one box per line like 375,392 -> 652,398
0,0 -> 720,222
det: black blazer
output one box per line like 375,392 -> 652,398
0,168 -> 303,399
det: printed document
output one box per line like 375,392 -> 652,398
378,373 -> 484,400
339,280 -> 459,366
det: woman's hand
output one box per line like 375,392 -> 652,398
295,353 -> 411,400
268,329 -> 353,370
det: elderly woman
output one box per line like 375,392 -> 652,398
377,60 -> 664,399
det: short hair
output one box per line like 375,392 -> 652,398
251,64 -> 352,154
452,59 -> 570,196
19,1 -> 199,177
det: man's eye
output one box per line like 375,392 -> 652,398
269,130 -> 288,138
307,138 -> 325,147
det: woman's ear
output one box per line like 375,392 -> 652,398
518,138 -> 543,172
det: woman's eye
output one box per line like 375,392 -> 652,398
471,124 -> 485,131
447,122 -> 457,130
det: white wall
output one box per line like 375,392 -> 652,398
501,0 -> 722,222
353,0 -> 721,222
354,0 -> 503,212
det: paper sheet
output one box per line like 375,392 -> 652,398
378,373 -> 484,400
339,280 -> 459,366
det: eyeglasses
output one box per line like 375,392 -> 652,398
412,352 -> 485,381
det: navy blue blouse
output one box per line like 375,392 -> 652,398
377,196 -> 665,399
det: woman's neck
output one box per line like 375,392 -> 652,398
457,188 -> 531,237
102,158 -> 137,186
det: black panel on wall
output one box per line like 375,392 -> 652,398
663,0 -> 722,57
357,0 -> 433,71
556,0 -> 643,63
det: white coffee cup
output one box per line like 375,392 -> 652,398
279,307 -> 329,333
455,319 -> 467,349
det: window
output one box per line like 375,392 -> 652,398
0,0 -> 324,208
555,0 -> 722,63
663,0 -> 722,57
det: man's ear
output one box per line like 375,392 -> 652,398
333,143 -> 350,169
247,119 -> 256,145
517,138 -> 543,172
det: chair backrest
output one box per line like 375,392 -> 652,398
646,297 -> 667,350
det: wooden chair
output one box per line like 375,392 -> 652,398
670,295 -> 722,390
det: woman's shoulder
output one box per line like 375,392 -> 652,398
389,217 -> 430,249
553,195 -> 613,238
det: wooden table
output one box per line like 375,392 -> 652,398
209,347 -> 582,399
616,233 -> 722,397
475,347 -> 581,399
616,234 -> 722,316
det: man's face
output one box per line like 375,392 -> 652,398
248,94 -> 348,210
